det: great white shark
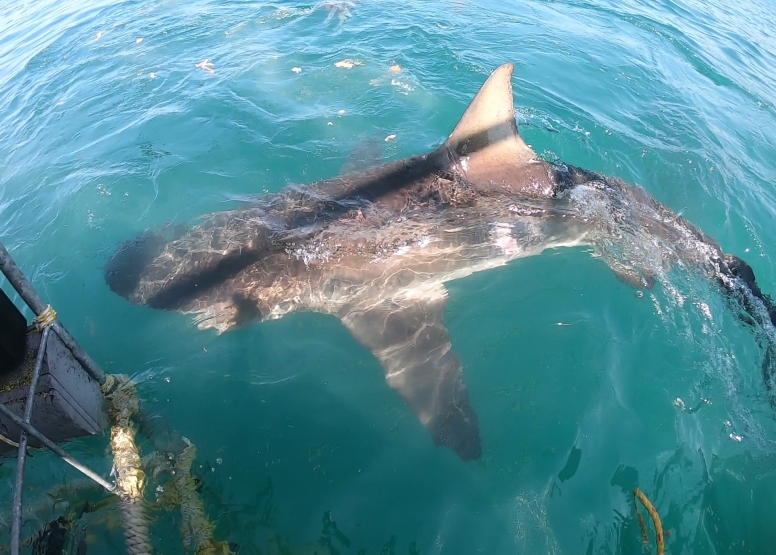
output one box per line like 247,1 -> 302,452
105,63 -> 776,461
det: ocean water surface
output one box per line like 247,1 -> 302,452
2,0 -> 776,553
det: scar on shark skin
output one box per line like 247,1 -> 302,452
105,63 -> 776,461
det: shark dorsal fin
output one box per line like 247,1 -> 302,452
440,63 -> 541,190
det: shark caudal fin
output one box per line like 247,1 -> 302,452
439,63 -> 550,194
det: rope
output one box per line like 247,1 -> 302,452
174,438 -> 234,555
142,451 -> 173,481
633,488 -> 665,555
32,305 -> 57,331
0,432 -> 20,448
101,374 -> 231,554
102,374 -> 152,555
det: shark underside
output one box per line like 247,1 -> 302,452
105,64 -> 776,461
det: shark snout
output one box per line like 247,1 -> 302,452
104,230 -> 166,301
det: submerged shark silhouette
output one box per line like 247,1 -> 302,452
105,63 -> 776,461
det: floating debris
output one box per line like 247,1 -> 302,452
149,72 -> 157,79
335,59 -> 362,69
321,1 -> 356,25
337,109 -> 346,116
389,64 -> 401,74
136,38 -> 143,44
391,79 -> 414,93
291,67 -> 302,73
195,59 -> 215,75
384,134 -> 396,142
93,31 -> 103,42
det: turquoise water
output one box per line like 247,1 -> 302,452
2,0 -> 776,553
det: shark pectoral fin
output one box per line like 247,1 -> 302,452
439,63 -> 543,192
601,255 -> 655,289
340,295 -> 482,461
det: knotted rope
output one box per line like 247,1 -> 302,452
174,438 -> 234,555
102,374 -> 152,555
32,305 -> 57,331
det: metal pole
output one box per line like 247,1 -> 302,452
50,321 -> 106,384
0,403 -> 115,493
0,241 -> 106,385
10,325 -> 50,555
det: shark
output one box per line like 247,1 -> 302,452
105,63 -> 776,461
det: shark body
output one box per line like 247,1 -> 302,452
105,64 -> 775,460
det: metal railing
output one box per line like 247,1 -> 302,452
0,241 -> 115,555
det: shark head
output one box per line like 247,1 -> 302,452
104,230 -> 166,299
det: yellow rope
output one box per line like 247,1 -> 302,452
634,498 -> 649,547
174,438 -> 234,555
633,488 -> 665,555
32,305 -> 57,331
102,374 -> 152,555
0,431 -> 20,448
